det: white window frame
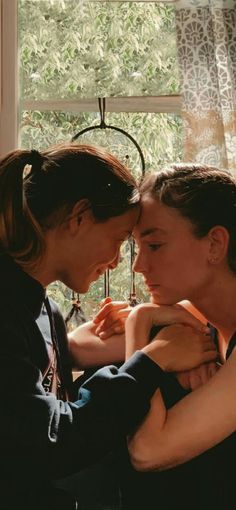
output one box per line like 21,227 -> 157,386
0,0 -> 18,155
0,0 -> 181,156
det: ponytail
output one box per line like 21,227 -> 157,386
0,149 -> 45,267
0,142 -> 139,269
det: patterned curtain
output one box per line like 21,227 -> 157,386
175,0 -> 236,173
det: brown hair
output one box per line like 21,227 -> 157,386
0,143 -> 139,268
140,163 -> 236,273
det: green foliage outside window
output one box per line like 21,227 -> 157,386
19,0 -> 179,99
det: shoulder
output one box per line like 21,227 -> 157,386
48,297 -> 65,326
47,297 -> 68,343
178,300 -> 208,325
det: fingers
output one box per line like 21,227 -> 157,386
152,324 -> 217,371
197,336 -> 217,366
126,303 -> 210,338
201,349 -> 218,363
93,301 -> 130,324
176,306 -> 210,334
196,366 -> 209,385
96,318 -> 125,339
99,297 -> 112,308
98,324 -> 124,339
188,364 -> 210,390
155,325 -> 213,349
151,303 -> 210,333
185,361 -> 219,391
176,371 -> 191,390
208,361 -> 219,377
88,298 -> 128,340
95,309 -> 131,335
202,339 -> 217,351
189,372 -> 203,390
93,299 -> 131,339
100,297 -> 112,306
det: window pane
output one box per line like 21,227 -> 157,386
19,0 -> 179,99
20,110 -> 182,179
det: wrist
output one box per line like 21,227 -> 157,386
126,309 -> 152,342
142,340 -> 172,371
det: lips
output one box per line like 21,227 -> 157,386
145,282 -> 160,290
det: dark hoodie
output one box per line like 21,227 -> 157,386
0,253 -> 165,510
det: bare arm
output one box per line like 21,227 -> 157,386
126,301 -> 218,390
68,321 -> 125,369
128,350 -> 236,471
69,301 -> 214,375
125,303 -> 210,359
124,303 -> 225,471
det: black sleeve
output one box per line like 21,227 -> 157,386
0,316 -> 164,481
149,323 -> 190,407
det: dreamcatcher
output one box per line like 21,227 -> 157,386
65,97 -> 145,329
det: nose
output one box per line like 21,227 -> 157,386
132,249 -> 147,275
108,249 -> 120,270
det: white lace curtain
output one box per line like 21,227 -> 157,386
175,0 -> 236,173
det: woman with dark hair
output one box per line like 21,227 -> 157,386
0,146 -> 212,510
125,164 -> 236,509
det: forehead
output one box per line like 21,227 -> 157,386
107,206 -> 140,234
133,196 -> 191,239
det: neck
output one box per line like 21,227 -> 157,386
190,271 -> 236,344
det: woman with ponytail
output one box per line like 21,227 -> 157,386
0,144 -> 216,510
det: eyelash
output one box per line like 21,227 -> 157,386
148,244 -> 162,251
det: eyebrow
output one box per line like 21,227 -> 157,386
139,227 -> 166,238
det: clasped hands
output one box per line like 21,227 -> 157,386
93,298 -> 218,390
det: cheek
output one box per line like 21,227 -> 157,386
158,244 -> 202,278
97,243 -> 118,263
176,244 -> 208,284
188,241 -> 208,267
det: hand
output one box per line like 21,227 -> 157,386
125,303 -> 210,357
127,303 -> 210,337
176,362 -> 219,390
93,297 -> 131,339
142,324 -> 217,372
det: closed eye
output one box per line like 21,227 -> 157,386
149,243 -> 163,251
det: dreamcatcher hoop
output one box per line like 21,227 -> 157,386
66,97 -> 146,328
72,97 -> 145,177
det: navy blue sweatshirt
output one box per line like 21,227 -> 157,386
0,253 -> 164,509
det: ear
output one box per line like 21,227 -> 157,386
67,199 -> 93,235
207,226 -> 229,265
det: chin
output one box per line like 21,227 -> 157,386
77,275 -> 100,294
60,278 -> 89,295
151,294 -> 178,306
75,282 -> 90,294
